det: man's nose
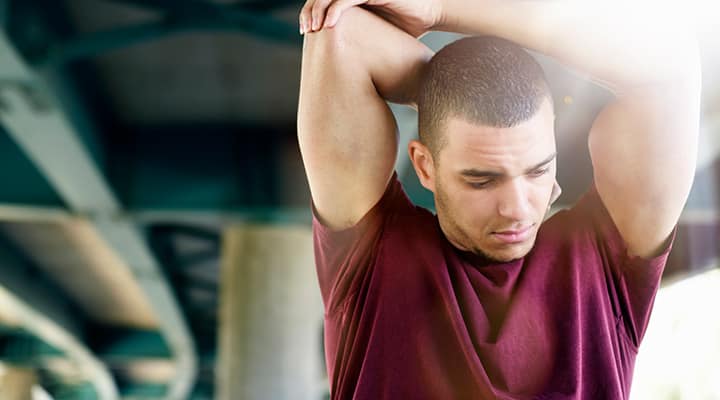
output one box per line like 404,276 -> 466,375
497,178 -> 532,221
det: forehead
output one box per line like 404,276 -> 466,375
440,101 -> 556,171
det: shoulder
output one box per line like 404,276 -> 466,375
533,186 -> 617,262
312,172 -> 436,265
535,184 -> 675,268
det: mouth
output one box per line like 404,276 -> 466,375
491,224 -> 534,244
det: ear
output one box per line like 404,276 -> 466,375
408,139 -> 436,193
549,180 -> 562,207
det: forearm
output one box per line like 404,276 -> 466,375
437,0 -> 699,92
359,9 -> 434,106
314,7 -> 432,106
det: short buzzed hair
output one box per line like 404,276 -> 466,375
417,36 -> 553,156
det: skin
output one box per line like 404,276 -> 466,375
298,2 -> 700,260
410,99 -> 559,262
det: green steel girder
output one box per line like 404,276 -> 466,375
107,126 -> 294,209
0,328 -> 102,400
0,327 -> 64,366
0,236 -> 117,398
2,0 -> 111,185
90,328 -> 173,361
119,383 -> 168,398
99,118 -> 441,217
0,236 -> 84,339
0,128 -> 66,206
43,380 -> 99,400
148,226 -> 219,358
5,0 -> 299,68
153,224 -> 220,245
1,2 -> 198,397
150,224 -> 219,270
90,328 -> 218,398
107,0 -> 300,14
108,0 -> 215,12
47,13 -> 299,67
175,249 -> 219,270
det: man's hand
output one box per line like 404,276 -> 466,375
299,0 -> 443,37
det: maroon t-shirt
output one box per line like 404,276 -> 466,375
313,174 -> 673,400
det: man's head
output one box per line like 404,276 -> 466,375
410,36 -> 559,263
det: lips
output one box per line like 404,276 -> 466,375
491,225 -> 534,244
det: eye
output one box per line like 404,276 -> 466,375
529,167 -> 549,178
468,180 -> 494,189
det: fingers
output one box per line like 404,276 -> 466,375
299,0 -> 330,34
324,0 -> 363,28
299,0 -> 314,34
299,0 -> 364,34
311,0 -> 333,31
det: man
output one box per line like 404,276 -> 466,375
297,0 -> 700,398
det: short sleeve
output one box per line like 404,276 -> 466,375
572,184 -> 675,349
312,172 -> 414,315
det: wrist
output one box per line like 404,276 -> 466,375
433,0 -> 500,34
432,0 -> 455,32
429,0 -> 450,32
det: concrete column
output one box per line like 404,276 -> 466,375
217,225 -> 324,400
0,365 -> 37,400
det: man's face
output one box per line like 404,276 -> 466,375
429,100 -> 558,262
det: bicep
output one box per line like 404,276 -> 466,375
297,8 -> 431,230
298,64 -> 398,229
588,80 -> 700,258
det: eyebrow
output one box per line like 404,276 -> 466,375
459,152 -> 557,178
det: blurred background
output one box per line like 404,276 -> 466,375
0,0 -> 717,399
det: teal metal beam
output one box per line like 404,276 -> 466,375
108,0 -> 298,13
120,383 -> 168,398
0,203 -> 71,223
128,208 -> 311,226
47,382 -> 98,400
96,330 -> 172,361
0,9 -> 197,400
0,327 -> 64,366
0,238 -> 117,398
37,4 -> 299,66
0,128 -> 67,207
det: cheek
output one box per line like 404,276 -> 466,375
458,191 -> 495,225
529,180 -> 555,212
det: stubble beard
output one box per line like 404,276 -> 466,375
435,182 -> 518,263
435,181 -> 539,264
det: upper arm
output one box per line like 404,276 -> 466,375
297,7 -> 432,230
588,69 -> 701,258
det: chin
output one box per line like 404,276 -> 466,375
485,251 -> 523,263
483,241 -> 535,263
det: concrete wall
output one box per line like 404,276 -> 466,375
217,225 -> 325,400
0,365 -> 36,400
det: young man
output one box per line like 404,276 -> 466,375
297,0 -> 700,398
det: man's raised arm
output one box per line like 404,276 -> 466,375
311,0 -> 700,257
297,7 -> 432,230
434,0 -> 701,258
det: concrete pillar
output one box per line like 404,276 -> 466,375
217,225 -> 324,400
0,365 -> 37,400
